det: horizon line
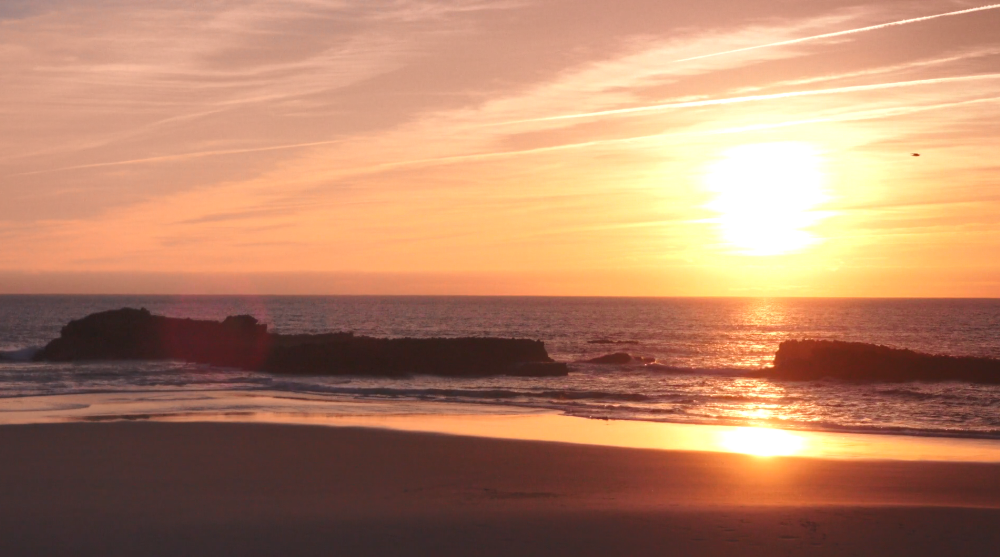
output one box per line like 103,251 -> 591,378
1,292 -> 997,300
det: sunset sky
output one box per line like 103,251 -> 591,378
2,0 -> 999,296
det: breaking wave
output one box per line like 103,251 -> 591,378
0,346 -> 41,362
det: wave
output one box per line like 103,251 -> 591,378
0,346 -> 41,362
279,380 -> 1000,439
642,363 -> 749,375
268,381 -> 654,403
871,387 -> 965,401
586,339 -> 640,345
559,410 -> 1000,440
265,381 -> 813,406
573,359 -> 755,375
4,375 -> 1000,440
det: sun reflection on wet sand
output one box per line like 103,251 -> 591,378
3,391 -> 1000,463
718,427 -> 806,457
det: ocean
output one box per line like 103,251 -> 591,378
2,295 -> 999,438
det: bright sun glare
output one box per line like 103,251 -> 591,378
718,427 -> 806,457
705,142 -> 828,256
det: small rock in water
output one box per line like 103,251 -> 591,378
586,352 -> 633,364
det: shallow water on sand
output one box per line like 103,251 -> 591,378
6,391 -> 1000,462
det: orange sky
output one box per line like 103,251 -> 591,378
2,0 -> 999,296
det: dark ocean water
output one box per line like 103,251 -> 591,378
2,295 -> 999,438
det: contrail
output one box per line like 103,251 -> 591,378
497,3 -> 1000,125
674,3 -> 1000,63
519,73 -> 1000,123
342,94 -> 1000,174
13,138 -> 347,177
700,95 -> 1000,136
15,83 -> 1000,180
15,90 -> 999,180
97,94 -> 1000,177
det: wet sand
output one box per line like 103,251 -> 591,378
2,422 -> 999,556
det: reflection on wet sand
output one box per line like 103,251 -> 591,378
3,390 -> 1000,463
718,427 -> 806,457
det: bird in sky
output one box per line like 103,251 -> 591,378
911,153 -> 921,157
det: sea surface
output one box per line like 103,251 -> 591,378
2,295 -> 1000,438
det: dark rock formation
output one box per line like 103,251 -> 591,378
35,308 -> 271,369
586,352 -> 634,364
34,308 -> 568,377
263,335 -> 563,377
768,339 -> 1000,383
584,353 -> 656,365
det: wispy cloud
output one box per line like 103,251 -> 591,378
3,0 -> 1000,295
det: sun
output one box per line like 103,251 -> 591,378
704,142 -> 828,256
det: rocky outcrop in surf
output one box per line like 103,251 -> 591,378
768,339 -> 1000,383
586,352 -> 633,364
584,353 -> 655,365
34,308 -> 568,377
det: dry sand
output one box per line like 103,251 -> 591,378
2,422 -> 999,556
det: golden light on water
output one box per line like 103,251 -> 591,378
718,427 -> 806,457
705,142 -> 828,256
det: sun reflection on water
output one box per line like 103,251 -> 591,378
718,427 -> 806,457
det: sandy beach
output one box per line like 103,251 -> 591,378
2,421 -> 999,556
6,0 -> 1000,553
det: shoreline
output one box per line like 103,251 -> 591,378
4,389 -> 1000,462
3,420 -> 1000,556
2,387 -> 999,445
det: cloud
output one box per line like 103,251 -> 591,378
0,0 -> 75,22
3,0 -> 1000,294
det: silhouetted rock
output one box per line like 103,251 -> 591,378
36,308 -> 271,369
264,335 -> 566,377
586,352 -> 633,364
767,339 -> 1000,383
34,308 -> 568,378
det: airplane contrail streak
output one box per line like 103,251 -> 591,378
519,73 -> 1000,123
12,139 -> 347,177
15,83 -> 1000,180
20,93 -> 999,181
674,3 -> 1000,63
355,95 -> 1000,172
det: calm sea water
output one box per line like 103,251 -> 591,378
2,295 -> 999,438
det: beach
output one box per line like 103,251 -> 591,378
6,0 -> 1000,552
5,297 -> 1000,555
3,421 -> 999,556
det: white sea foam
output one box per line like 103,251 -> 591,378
0,346 -> 40,362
